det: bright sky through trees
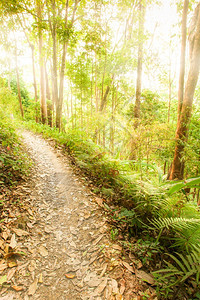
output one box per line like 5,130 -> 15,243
3,0 -> 179,95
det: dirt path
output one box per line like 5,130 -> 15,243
1,131 -> 151,300
16,131 -> 115,300
0,129 -> 140,300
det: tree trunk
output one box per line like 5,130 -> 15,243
51,0 -> 59,124
133,1 -> 145,128
177,0 -> 189,122
19,16 -> 38,122
168,3 -> 200,180
56,0 -> 80,130
36,0 -> 47,124
31,45 -> 39,123
45,63 -> 53,127
15,42 -> 24,118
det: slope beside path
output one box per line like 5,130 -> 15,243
0,131 -> 153,300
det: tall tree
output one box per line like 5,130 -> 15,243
56,0 -> 81,130
19,16 -> 39,122
133,1 -> 145,128
177,0 -> 189,122
36,0 -> 47,124
168,2 -> 200,180
14,39 -> 24,118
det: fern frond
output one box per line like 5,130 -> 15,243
151,217 -> 200,231
153,248 -> 200,287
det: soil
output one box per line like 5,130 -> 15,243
0,131 -> 156,300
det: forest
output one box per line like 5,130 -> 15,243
0,0 -> 200,299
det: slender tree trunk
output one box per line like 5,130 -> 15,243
56,0 -> 80,130
177,0 -> 189,122
51,0 -> 59,123
19,16 -> 38,122
168,3 -> 200,180
15,42 -> 24,118
36,0 -> 47,124
134,1 -> 145,128
31,45 -> 39,123
168,66 -> 172,123
91,59 -> 94,117
45,63 -> 53,127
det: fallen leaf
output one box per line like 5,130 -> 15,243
84,212 -> 91,219
95,197 -> 104,207
38,273 -> 43,283
7,267 -> 17,281
12,228 -> 29,237
93,234 -> 104,246
0,239 -> 4,249
27,208 -> 33,216
38,245 -> 48,257
119,278 -> 126,295
137,261 -> 143,269
28,278 -> 38,295
0,275 -> 7,285
121,261 -> 135,273
136,270 -> 155,285
65,273 -> 75,279
112,244 -> 122,251
100,263 -> 108,277
0,262 -> 7,273
12,285 -> 24,291
110,278 -> 119,294
44,227 -> 51,233
2,232 -> 9,241
17,262 -> 29,272
28,260 -> 36,272
27,222 -> 33,229
93,278 -> 108,295
7,260 -> 17,268
116,295 -> 123,300
9,234 -> 17,249
0,294 -> 14,300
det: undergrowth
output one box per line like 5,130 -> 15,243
22,120 -> 200,299
0,111 -> 30,187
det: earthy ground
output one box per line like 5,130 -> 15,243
0,131 -> 156,300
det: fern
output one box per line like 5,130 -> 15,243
151,217 -> 200,251
153,248 -> 200,287
151,217 -> 200,231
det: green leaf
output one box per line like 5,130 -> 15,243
0,275 -> 7,285
168,182 -> 185,195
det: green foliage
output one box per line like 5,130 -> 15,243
0,111 -> 30,186
154,249 -> 200,292
10,78 -> 30,107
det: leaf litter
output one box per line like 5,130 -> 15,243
0,131 -> 156,299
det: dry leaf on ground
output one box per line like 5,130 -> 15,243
95,197 -> 104,207
38,273 -> 43,283
12,285 -> 24,291
136,270 -> 155,285
9,234 -> 17,249
12,228 -> 29,237
7,267 -> 17,281
119,278 -> 126,295
38,245 -> 48,257
65,273 -> 75,279
93,278 -> 108,295
0,262 -> 7,273
7,260 -> 17,268
1,232 -> 9,241
121,261 -> 135,273
0,294 -> 14,300
28,278 -> 38,295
